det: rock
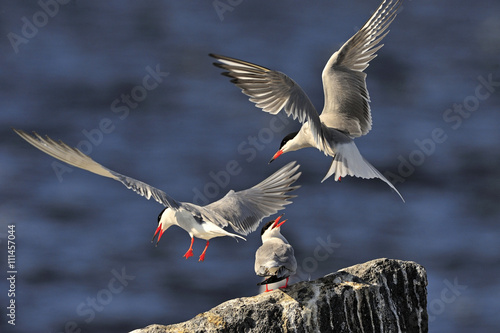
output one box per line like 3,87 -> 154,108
130,258 -> 428,333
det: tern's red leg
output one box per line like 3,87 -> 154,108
198,240 -> 210,262
183,237 -> 194,259
338,176 -> 342,182
279,277 -> 289,289
264,284 -> 273,292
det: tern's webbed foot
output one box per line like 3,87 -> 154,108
183,249 -> 194,259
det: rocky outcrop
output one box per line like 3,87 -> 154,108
131,258 -> 428,333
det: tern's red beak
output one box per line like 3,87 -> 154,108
272,214 -> 286,229
152,224 -> 165,247
268,149 -> 283,164
156,229 -> 165,245
151,224 -> 162,243
275,219 -> 287,228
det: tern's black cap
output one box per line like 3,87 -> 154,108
260,220 -> 275,236
279,131 -> 299,149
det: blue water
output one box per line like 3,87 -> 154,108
1,1 -> 499,332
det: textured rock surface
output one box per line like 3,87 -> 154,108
130,258 -> 428,333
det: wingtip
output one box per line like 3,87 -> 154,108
12,127 -> 26,137
285,160 -> 299,171
220,71 -> 233,77
12,128 -> 41,143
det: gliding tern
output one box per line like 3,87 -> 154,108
13,129 -> 301,261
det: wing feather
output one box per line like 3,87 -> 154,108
320,0 -> 403,137
185,162 -> 301,235
211,54 -> 330,152
255,241 -> 297,277
13,129 -> 180,209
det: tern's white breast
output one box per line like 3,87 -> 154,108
173,209 -> 233,240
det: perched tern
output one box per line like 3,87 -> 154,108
13,129 -> 301,261
255,214 -> 297,292
211,0 -> 404,201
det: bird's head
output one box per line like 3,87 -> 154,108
151,207 -> 174,246
269,131 -> 299,164
260,214 -> 288,242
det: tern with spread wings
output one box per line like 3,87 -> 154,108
211,0 -> 404,201
14,129 -> 301,261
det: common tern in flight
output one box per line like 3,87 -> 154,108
255,214 -> 297,292
211,0 -> 404,201
13,129 -> 301,261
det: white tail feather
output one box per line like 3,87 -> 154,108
321,141 -> 404,202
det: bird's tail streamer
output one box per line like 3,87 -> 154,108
322,140 -> 404,202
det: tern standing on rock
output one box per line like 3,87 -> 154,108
255,214 -> 297,292
14,129 -> 301,261
211,0 -> 405,201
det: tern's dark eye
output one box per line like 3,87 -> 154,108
158,207 -> 167,223
280,131 -> 299,149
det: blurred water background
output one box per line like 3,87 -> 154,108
1,1 -> 499,332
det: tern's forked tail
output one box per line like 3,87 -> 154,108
322,140 -> 405,202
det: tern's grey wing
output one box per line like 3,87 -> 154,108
13,129 -> 180,209
320,0 -> 403,137
187,161 -> 300,235
211,54 -> 330,152
255,242 -> 297,277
